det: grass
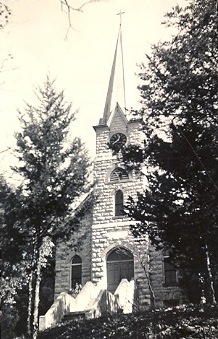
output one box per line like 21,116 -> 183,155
38,304 -> 218,338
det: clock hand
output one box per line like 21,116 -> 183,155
113,134 -> 121,144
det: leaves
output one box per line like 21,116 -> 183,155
123,0 -> 218,302
1,77 -> 91,336
37,304 -> 218,339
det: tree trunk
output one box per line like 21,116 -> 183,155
141,258 -> 155,309
205,244 -> 217,304
32,251 -> 43,339
27,271 -> 34,338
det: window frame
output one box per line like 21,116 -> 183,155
163,257 -> 177,287
114,189 -> 124,217
110,167 -> 129,183
71,255 -> 82,289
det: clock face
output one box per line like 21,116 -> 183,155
110,133 -> 127,148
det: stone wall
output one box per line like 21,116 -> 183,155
54,108 -> 184,310
93,117 -> 143,226
149,245 -> 184,307
54,209 -> 93,297
90,115 -> 152,309
91,223 -> 151,309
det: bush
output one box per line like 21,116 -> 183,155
38,304 -> 218,339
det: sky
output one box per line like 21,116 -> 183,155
0,0 -> 186,183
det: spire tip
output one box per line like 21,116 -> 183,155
116,10 -> 125,27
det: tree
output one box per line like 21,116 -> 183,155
58,0 -> 102,33
0,176 -> 29,338
121,0 -> 218,304
0,0 -> 101,33
7,77 -> 91,338
0,1 -> 11,30
0,177 -> 28,302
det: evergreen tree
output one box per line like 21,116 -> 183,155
9,77 -> 90,338
122,0 -> 218,304
0,176 -> 30,338
0,176 -> 28,302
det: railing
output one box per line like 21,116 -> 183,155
39,281 -> 102,331
115,279 -> 135,313
39,279 -> 135,331
86,289 -> 121,319
39,292 -> 75,331
86,279 -> 135,318
71,281 -> 100,312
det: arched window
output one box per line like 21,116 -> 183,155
110,167 -> 129,182
71,255 -> 82,289
115,189 -> 124,216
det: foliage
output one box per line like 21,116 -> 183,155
68,283 -> 83,298
1,303 -> 19,339
0,176 -> 31,337
38,304 -> 218,339
0,176 -> 29,304
12,76 -> 90,246
39,254 -> 56,316
0,1 -> 11,29
1,77 -> 91,337
120,0 -> 218,303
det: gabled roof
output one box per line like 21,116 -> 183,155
107,102 -> 127,130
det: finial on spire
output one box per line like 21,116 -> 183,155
116,10 -> 125,27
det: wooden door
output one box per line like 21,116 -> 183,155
107,262 -> 121,294
107,248 -> 134,293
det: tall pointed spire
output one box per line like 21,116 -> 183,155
99,12 -> 126,125
101,31 -> 120,125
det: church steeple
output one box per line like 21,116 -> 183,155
99,12 -> 126,126
100,32 -> 119,125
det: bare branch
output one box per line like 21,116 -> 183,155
0,147 -> 11,154
0,2 -> 11,29
58,0 -> 102,38
76,0 -> 102,12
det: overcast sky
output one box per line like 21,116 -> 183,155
0,0 -> 186,182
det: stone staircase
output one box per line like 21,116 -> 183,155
62,310 -> 87,322
39,279 -> 135,332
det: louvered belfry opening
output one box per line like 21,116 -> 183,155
110,167 -> 129,182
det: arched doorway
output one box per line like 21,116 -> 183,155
107,247 -> 134,293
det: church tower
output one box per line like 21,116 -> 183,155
54,20 -> 152,309
91,22 -> 150,304
53,18 -> 183,318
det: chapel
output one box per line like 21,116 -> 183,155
51,21 -> 183,326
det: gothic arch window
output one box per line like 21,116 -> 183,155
71,255 -> 82,289
115,189 -> 124,216
110,167 -> 129,182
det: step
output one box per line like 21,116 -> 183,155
63,310 -> 91,322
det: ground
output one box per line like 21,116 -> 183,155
38,304 -> 218,339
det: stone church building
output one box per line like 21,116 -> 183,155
49,25 -> 183,327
